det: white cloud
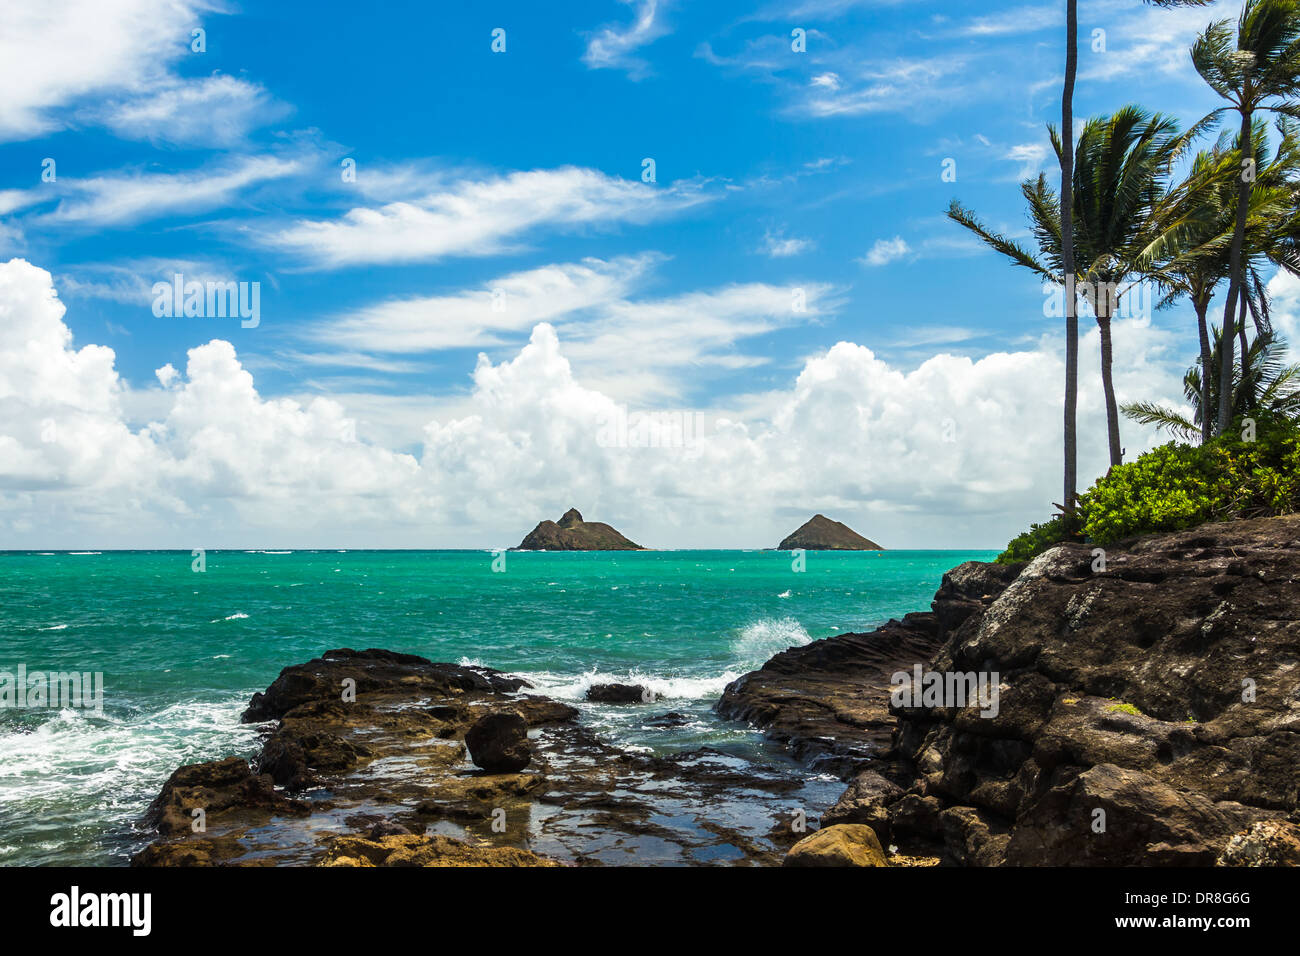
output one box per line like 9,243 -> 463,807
582,0 -> 670,79
30,155 -> 301,227
760,231 -> 814,258
860,237 -> 912,267
0,257 -> 1190,548
95,75 -> 288,147
309,255 -> 837,403
803,57 -> 968,118
1006,142 -> 1050,179
267,166 -> 714,269
0,0 -> 281,145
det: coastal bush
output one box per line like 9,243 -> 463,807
996,414 -> 1300,561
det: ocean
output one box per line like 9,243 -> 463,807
0,548 -> 994,865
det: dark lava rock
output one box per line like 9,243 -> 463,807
588,683 -> 656,704
645,712 -> 692,727
143,756 -> 309,837
241,647 -> 529,723
464,710 -> 532,772
513,507 -> 644,551
777,513 -> 883,551
716,560 -> 1021,775
882,515 -> 1300,866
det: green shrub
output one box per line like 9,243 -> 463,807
997,516 -> 1075,564
996,414 -> 1300,561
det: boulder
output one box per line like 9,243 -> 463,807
464,710 -> 532,773
587,683 -> 656,704
821,770 -> 903,840
783,824 -> 888,867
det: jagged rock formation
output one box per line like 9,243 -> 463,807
724,515 -> 1300,866
777,514 -> 883,550
716,561 -> 1021,776
514,508 -> 643,551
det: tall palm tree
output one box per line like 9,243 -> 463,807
1191,0 -> 1300,435
1059,0 -> 1214,510
950,107 -> 1193,467
1122,327 -> 1300,439
1154,120 -> 1300,441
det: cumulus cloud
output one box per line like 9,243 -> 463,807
0,257 -> 1188,548
266,166 -> 715,269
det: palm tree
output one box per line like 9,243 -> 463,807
1122,327 -> 1300,439
1191,0 -> 1300,435
1154,120 -> 1300,441
950,107 -> 1193,467
1059,0 -> 1214,510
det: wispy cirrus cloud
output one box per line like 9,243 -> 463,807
26,155 -> 302,227
581,0 -> 671,79
265,166 -> 717,269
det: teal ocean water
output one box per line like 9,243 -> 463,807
0,548 -> 993,865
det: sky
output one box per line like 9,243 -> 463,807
1,0 -> 1295,549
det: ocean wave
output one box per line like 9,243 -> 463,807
517,667 -> 744,702
465,617 -> 813,704
730,616 -> 812,667
212,612 -> 250,622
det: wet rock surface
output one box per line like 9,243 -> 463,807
587,682 -> 655,703
716,560 -> 1022,777
134,647 -> 837,866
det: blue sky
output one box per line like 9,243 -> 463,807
0,0 -> 1282,548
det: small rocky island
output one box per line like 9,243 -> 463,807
514,507 -> 643,551
778,514 -> 883,550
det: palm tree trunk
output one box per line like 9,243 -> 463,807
1098,308 -> 1123,467
1217,109 -> 1253,435
1237,283 -> 1249,366
1061,0 -> 1079,517
1196,297 -> 1212,443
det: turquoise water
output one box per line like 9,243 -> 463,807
0,548 -> 993,865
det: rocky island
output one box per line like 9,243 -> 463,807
514,507 -> 644,551
777,513 -> 883,550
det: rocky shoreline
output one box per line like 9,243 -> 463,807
722,515 -> 1300,866
134,515 -> 1300,866
132,649 -> 833,866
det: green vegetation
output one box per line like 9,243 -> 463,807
997,413 -> 1300,562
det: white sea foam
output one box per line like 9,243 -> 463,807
212,612 -> 249,622
518,667 -> 745,701
730,616 -> 812,666
512,618 -> 812,703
